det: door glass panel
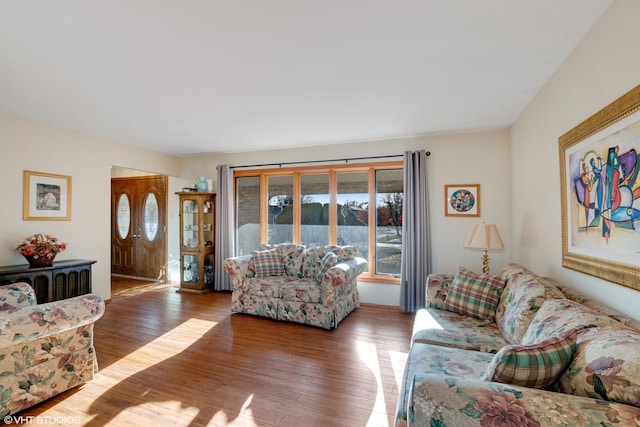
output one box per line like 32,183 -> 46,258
375,169 -> 403,276
268,175 -> 294,245
143,192 -> 159,241
337,172 -> 369,258
117,193 -> 130,239
300,174 -> 329,247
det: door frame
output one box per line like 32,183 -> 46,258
111,175 -> 168,281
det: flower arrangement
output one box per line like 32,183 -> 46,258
14,234 -> 67,260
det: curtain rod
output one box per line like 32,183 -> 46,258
230,152 -> 430,169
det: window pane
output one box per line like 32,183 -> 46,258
337,172 -> 369,259
300,174 -> 329,247
268,175 -> 294,244
376,169 -> 403,276
236,176 -> 260,254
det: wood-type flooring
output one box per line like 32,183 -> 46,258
17,277 -> 414,426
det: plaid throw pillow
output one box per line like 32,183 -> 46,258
482,330 -> 577,389
251,249 -> 284,277
442,267 -> 505,321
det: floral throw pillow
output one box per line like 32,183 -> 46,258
442,267 -> 505,321
316,252 -> 339,281
557,326 -> 640,406
482,330 -> 577,389
251,249 -> 284,277
520,298 -> 633,345
426,274 -> 454,309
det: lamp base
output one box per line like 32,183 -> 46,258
481,249 -> 490,275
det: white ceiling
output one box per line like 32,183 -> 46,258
0,1 -> 612,155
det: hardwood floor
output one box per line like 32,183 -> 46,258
110,276 -> 175,299
19,279 -> 414,426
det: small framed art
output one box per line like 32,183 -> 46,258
445,184 -> 480,217
23,170 -> 72,221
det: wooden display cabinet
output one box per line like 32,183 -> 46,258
176,192 -> 216,293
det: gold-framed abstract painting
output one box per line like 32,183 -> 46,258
23,170 -> 72,221
444,184 -> 480,217
559,85 -> 640,291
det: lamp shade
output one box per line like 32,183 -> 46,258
464,223 -> 505,250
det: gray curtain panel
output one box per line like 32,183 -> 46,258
214,164 -> 234,291
399,150 -> 431,312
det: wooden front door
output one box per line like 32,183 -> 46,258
111,176 -> 167,280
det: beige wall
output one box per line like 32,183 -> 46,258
511,0 -> 640,318
184,130 -> 511,305
0,113 -> 183,299
0,110 -> 509,306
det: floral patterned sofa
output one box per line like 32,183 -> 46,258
223,244 -> 368,329
0,282 -> 105,416
395,263 -> 640,427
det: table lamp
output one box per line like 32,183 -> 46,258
464,223 -> 504,275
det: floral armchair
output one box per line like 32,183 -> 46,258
0,282 -> 105,415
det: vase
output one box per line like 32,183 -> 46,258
197,177 -> 208,192
23,254 -> 56,267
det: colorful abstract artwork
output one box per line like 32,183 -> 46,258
571,120 -> 640,240
559,84 -> 640,291
444,184 -> 480,217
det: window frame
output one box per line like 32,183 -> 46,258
233,161 -> 403,284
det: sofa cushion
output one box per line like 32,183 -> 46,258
328,245 -> 357,261
495,273 -> 566,344
520,299 -> 633,345
281,279 -> 322,303
555,284 -> 640,331
316,252 -> 339,281
482,330 -> 577,389
425,274 -> 454,310
557,326 -> 640,407
281,245 -> 305,277
412,308 -> 509,353
442,267 -> 505,321
395,342 -> 496,426
251,249 -> 285,277
301,247 -> 330,279
243,276 -> 292,298
500,263 -> 536,282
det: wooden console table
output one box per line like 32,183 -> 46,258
0,259 -> 96,304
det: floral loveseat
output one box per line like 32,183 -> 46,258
223,244 -> 368,329
395,263 -> 640,427
0,282 -> 105,416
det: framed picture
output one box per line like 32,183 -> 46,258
23,170 -> 72,221
559,84 -> 640,291
445,184 -> 480,217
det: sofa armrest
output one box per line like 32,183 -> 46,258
0,293 -> 105,347
0,282 -> 38,312
405,373 -> 638,427
319,257 -> 368,303
223,254 -> 253,292
425,273 -> 454,309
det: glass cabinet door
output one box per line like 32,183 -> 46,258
182,199 -> 198,248
182,254 -> 199,284
202,200 -> 214,248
